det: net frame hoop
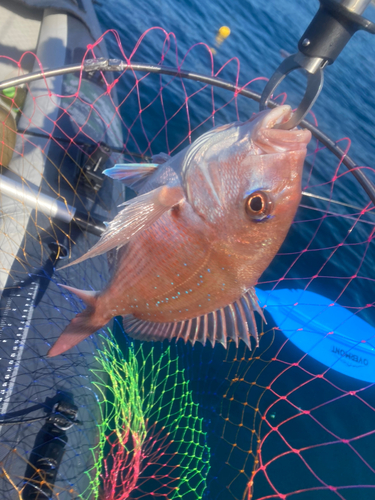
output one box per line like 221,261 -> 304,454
1,57 -> 374,205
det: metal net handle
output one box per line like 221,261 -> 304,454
1,57 -> 374,205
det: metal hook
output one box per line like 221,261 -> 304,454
259,54 -> 324,129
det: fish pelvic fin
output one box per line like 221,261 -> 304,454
122,287 -> 263,350
48,285 -> 102,357
61,184 -> 185,269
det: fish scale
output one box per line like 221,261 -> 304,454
108,212 -> 230,321
48,105 -> 311,356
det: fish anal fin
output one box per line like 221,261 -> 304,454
235,299 -> 251,349
122,287 -> 262,349
215,309 -> 227,348
241,295 -> 260,347
61,185 -> 184,269
246,288 -> 266,324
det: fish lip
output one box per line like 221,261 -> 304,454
246,105 -> 312,151
244,105 -> 293,129
259,105 -> 293,129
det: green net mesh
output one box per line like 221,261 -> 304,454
89,333 -> 210,500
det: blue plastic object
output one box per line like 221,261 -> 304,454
255,287 -> 375,383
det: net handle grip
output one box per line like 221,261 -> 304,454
298,0 -> 375,66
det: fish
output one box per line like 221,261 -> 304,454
48,105 -> 311,356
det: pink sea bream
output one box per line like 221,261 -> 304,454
48,105 -> 311,356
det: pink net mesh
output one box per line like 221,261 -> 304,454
0,28 -> 374,500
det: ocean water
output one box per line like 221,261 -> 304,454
95,0 -> 375,167
91,1 -> 375,498
94,0 -> 375,321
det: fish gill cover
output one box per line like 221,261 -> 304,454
0,28 -> 374,499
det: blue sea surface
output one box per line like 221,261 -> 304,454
94,0 -> 375,321
93,1 -> 375,498
95,0 -> 375,166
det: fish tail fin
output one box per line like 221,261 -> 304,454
48,285 -> 103,357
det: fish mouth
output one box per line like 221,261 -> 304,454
246,105 -> 312,153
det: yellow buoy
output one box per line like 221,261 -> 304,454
218,26 -> 231,39
212,26 -> 231,54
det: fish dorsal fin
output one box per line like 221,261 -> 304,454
58,284 -> 98,307
122,287 -> 264,349
61,185 -> 184,269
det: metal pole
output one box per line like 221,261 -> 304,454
0,175 -> 106,235
0,174 -> 75,222
341,0 -> 372,14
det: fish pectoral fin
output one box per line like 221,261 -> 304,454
60,185 -> 184,269
122,287 -> 263,350
103,154 -> 171,191
103,163 -> 158,187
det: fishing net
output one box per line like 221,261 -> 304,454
0,27 -> 374,500
90,332 -> 209,500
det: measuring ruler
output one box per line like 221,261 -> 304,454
0,279 -> 39,433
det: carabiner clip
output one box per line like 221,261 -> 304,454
259,53 -> 324,130
260,0 -> 375,130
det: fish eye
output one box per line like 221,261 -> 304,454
245,191 -> 272,220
